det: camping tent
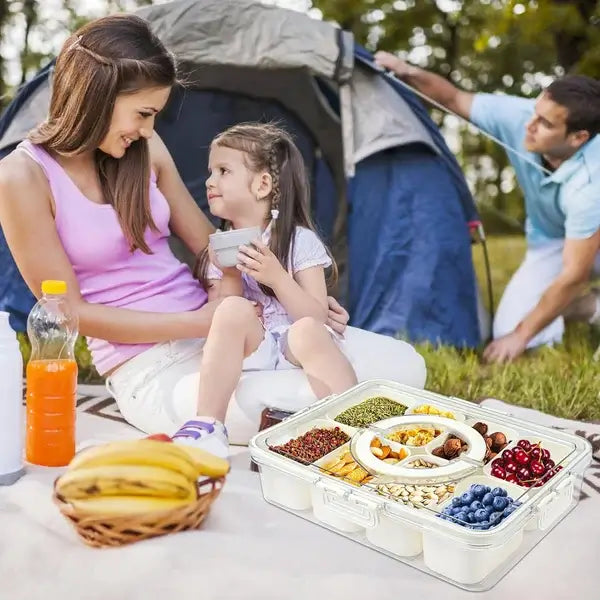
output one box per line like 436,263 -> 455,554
0,0 -> 481,348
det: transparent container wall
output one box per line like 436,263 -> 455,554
250,380 -> 592,591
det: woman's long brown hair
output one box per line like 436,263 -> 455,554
196,122 -> 337,296
29,14 -> 177,253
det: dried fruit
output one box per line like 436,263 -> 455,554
443,437 -> 462,457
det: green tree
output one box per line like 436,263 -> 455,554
310,0 -> 600,232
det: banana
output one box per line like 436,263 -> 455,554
56,464 -> 196,501
70,495 -> 194,516
176,445 -> 230,479
68,439 -> 198,482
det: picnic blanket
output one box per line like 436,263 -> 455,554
1,392 -> 598,600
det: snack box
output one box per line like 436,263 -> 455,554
249,380 -> 592,591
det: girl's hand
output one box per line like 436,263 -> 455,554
237,239 -> 288,287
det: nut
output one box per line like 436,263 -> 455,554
431,446 -> 446,458
376,482 -> 455,507
485,436 -> 493,449
472,422 -> 488,436
489,432 -> 507,452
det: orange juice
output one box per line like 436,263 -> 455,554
25,358 -> 77,466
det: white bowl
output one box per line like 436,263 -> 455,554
209,226 -> 262,267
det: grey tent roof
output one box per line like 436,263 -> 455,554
0,0 -> 436,172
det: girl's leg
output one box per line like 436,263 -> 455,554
173,296 -> 264,454
196,296 -> 265,421
285,317 -> 358,399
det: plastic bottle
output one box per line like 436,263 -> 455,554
0,311 -> 25,485
26,280 -> 79,467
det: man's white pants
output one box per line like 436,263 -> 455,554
494,239 -> 600,348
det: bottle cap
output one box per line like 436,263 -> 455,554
41,280 -> 67,295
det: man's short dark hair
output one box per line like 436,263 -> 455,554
546,75 -> 600,138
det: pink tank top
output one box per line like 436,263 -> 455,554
18,140 -> 208,375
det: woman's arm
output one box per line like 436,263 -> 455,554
0,152 -> 216,343
150,133 -> 214,257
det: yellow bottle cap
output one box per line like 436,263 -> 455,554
41,280 -> 67,295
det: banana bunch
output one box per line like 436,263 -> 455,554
55,438 -> 229,517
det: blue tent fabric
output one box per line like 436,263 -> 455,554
348,144 -> 480,347
0,48 -> 480,347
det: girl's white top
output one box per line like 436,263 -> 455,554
208,226 -> 332,334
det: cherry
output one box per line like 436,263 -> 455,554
505,473 -> 519,484
504,460 -> 518,474
517,440 -> 532,452
517,466 -> 531,480
491,458 -> 505,469
491,465 -> 506,479
502,449 -> 514,461
541,448 -> 551,461
545,459 -> 555,470
530,447 -> 542,461
530,461 -> 546,477
514,449 -> 530,465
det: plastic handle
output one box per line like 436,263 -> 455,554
315,480 -> 379,528
537,475 -> 574,531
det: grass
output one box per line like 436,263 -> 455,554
17,235 -> 599,420
416,235 -> 600,421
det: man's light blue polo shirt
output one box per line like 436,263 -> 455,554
470,93 -> 600,247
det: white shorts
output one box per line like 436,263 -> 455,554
104,327 -> 427,443
105,326 -> 346,437
494,240 -> 600,347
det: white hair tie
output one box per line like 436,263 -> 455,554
271,209 -> 279,220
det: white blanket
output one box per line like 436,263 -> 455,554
1,397 -> 598,600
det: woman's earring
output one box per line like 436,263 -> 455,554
271,209 -> 279,220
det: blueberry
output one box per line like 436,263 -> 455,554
471,484 -> 485,499
479,520 -> 491,530
464,512 -> 474,523
474,508 -> 488,522
489,511 -> 504,526
503,506 -> 516,518
492,487 -> 508,497
461,492 -> 475,505
492,496 -> 509,511
470,500 -> 483,511
482,492 -> 494,506
451,507 -> 463,515
484,505 -> 495,517
451,498 -> 462,508
482,485 -> 491,494
455,511 -> 468,522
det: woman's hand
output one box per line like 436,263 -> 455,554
237,239 -> 288,287
326,296 -> 349,335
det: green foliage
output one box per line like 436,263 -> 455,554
310,0 -> 600,232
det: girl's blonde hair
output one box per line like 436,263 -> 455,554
29,14 -> 177,254
196,122 -> 337,296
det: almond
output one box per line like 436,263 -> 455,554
371,447 -> 384,458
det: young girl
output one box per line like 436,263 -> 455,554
172,123 -> 357,455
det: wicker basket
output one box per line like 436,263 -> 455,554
53,477 -> 225,548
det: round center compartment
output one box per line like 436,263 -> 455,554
351,415 -> 487,483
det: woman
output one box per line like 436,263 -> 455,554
0,14 -> 423,452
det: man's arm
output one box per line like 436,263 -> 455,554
518,232 -> 600,338
374,51 -> 474,120
484,231 -> 600,362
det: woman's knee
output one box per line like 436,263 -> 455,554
287,317 -> 328,353
213,296 -> 257,328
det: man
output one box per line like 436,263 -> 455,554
375,51 -> 600,363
